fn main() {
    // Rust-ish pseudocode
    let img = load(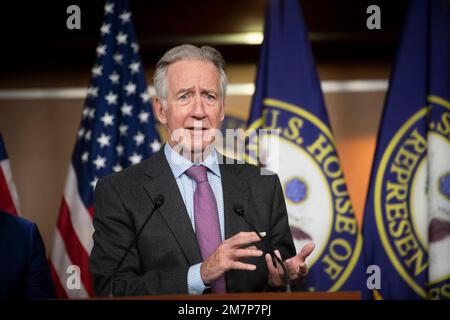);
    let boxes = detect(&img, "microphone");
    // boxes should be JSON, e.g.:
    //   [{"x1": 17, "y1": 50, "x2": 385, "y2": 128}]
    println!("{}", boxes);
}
[
  {"x1": 108, "y1": 194, "x2": 165, "y2": 297},
  {"x1": 233, "y1": 204, "x2": 291, "y2": 292}
]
